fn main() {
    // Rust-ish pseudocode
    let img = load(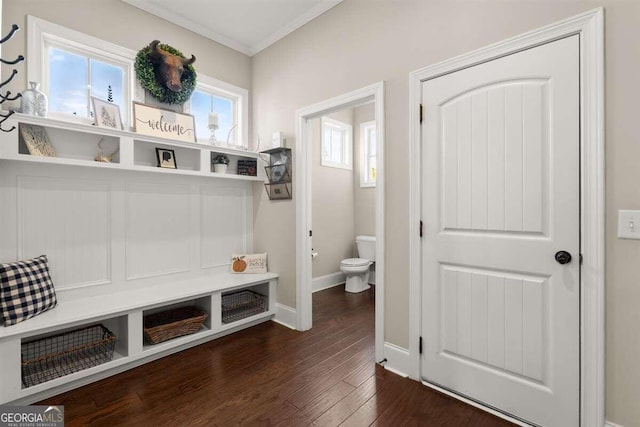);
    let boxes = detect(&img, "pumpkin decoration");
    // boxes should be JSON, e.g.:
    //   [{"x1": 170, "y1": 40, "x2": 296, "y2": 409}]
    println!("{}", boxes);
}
[{"x1": 232, "y1": 256, "x2": 247, "y2": 273}]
